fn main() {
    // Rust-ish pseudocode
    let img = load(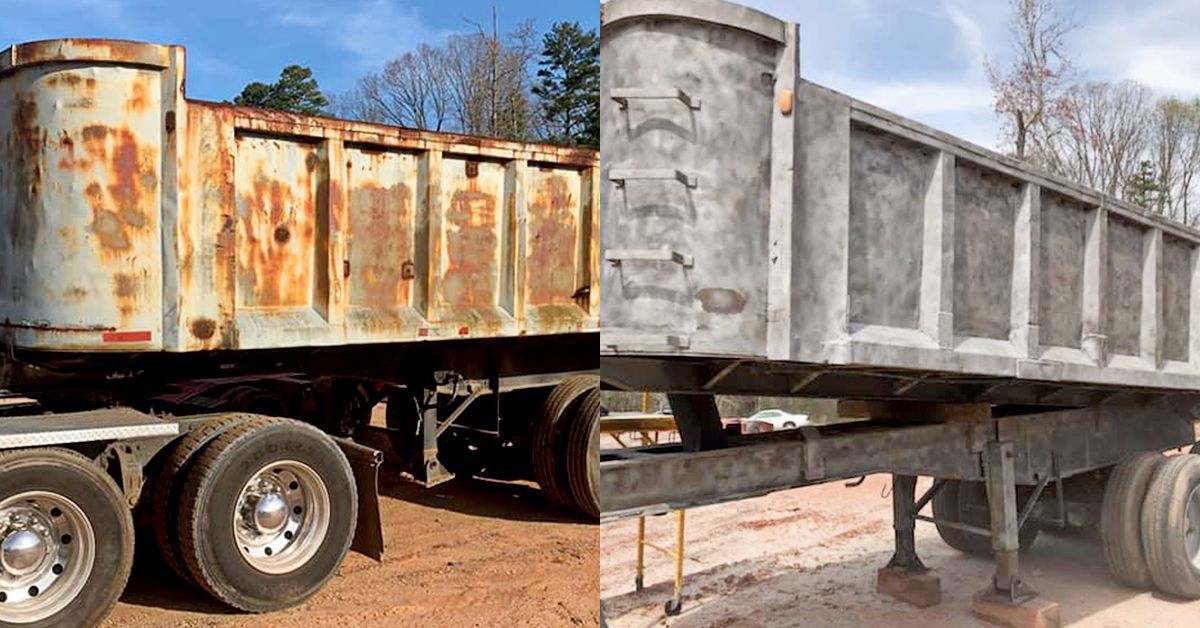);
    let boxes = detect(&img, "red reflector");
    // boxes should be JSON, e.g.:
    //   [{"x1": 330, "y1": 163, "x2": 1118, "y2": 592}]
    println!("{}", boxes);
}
[
  {"x1": 458, "y1": 326, "x2": 469, "y2": 335},
  {"x1": 102, "y1": 330, "x2": 152, "y2": 343},
  {"x1": 418, "y1": 328, "x2": 429, "y2": 337}
]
